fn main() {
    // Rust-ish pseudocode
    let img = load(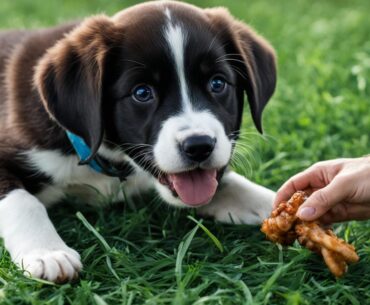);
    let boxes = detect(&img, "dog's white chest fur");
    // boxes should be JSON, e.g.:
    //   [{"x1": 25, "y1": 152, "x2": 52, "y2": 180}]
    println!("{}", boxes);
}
[{"x1": 26, "y1": 149, "x2": 153, "y2": 206}]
